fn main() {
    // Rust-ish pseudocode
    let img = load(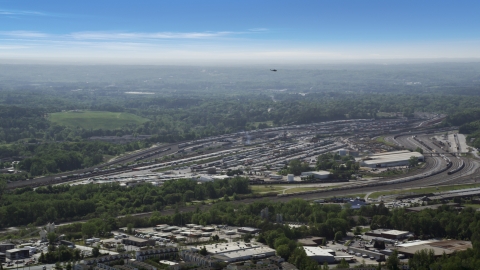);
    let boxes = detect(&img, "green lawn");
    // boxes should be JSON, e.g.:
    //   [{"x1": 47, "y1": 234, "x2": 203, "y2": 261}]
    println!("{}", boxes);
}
[
  {"x1": 251, "y1": 185, "x2": 285, "y2": 194},
  {"x1": 375, "y1": 136, "x2": 396, "y2": 147},
  {"x1": 49, "y1": 111, "x2": 149, "y2": 130},
  {"x1": 284, "y1": 187, "x2": 326, "y2": 194},
  {"x1": 369, "y1": 184, "x2": 480, "y2": 199}
]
